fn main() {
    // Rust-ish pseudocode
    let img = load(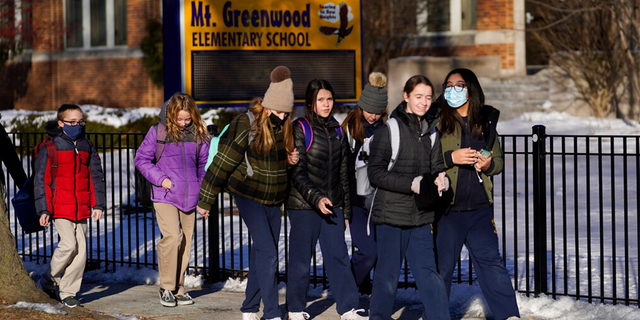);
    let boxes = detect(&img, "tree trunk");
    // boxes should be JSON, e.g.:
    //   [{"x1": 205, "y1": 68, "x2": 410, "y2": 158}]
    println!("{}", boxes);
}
[{"x1": 0, "y1": 191, "x2": 51, "y2": 304}]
